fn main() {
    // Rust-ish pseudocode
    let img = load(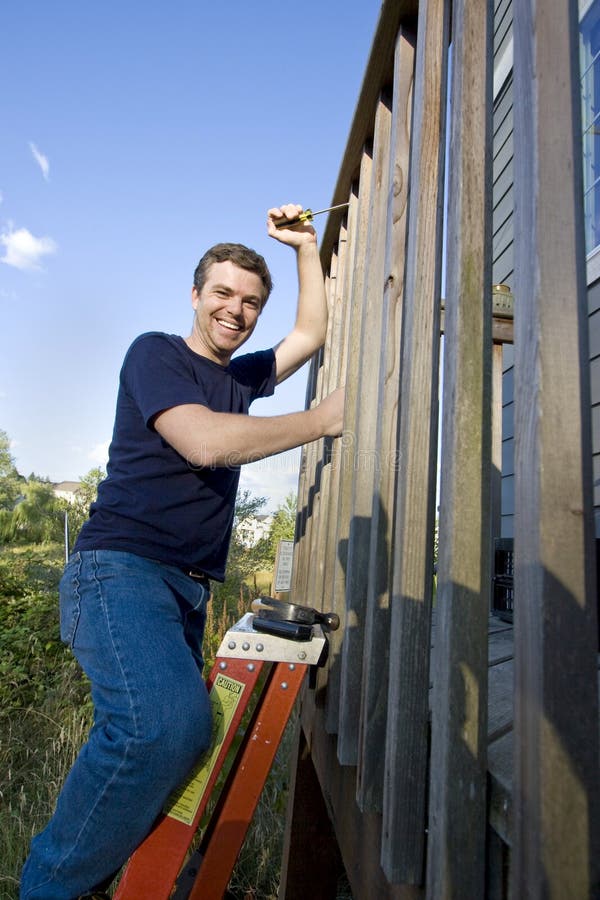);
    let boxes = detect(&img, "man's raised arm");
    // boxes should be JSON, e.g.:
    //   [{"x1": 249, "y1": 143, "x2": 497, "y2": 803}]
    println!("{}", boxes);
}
[{"x1": 267, "y1": 204, "x2": 329, "y2": 384}]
